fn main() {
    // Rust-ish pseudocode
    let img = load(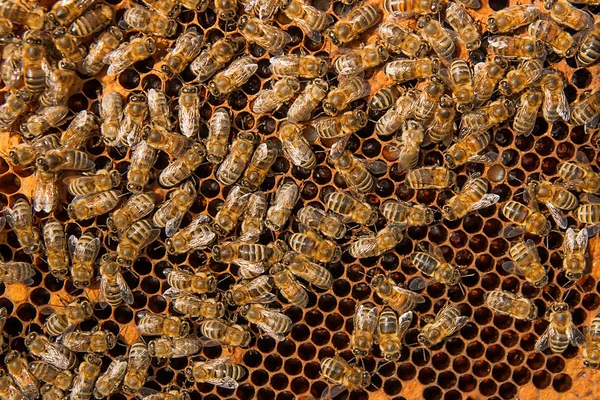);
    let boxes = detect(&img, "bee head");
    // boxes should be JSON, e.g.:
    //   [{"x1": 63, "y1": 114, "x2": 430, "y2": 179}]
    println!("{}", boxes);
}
[
  {"x1": 441, "y1": 205, "x2": 456, "y2": 221},
  {"x1": 327, "y1": 29, "x2": 340, "y2": 46},
  {"x1": 417, "y1": 332, "x2": 432, "y2": 347},
  {"x1": 24, "y1": 332, "x2": 38, "y2": 347},
  {"x1": 184, "y1": 367, "x2": 194, "y2": 381}
]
